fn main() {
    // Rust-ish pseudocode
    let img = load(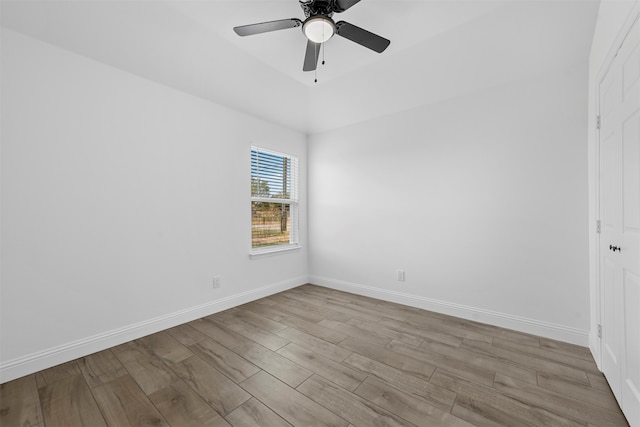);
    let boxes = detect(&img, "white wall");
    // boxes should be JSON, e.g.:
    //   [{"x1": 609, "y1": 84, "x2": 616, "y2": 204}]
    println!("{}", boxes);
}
[
  {"x1": 0, "y1": 29, "x2": 308, "y2": 382},
  {"x1": 587, "y1": 0, "x2": 639, "y2": 366},
  {"x1": 309, "y1": 62, "x2": 591, "y2": 344}
]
